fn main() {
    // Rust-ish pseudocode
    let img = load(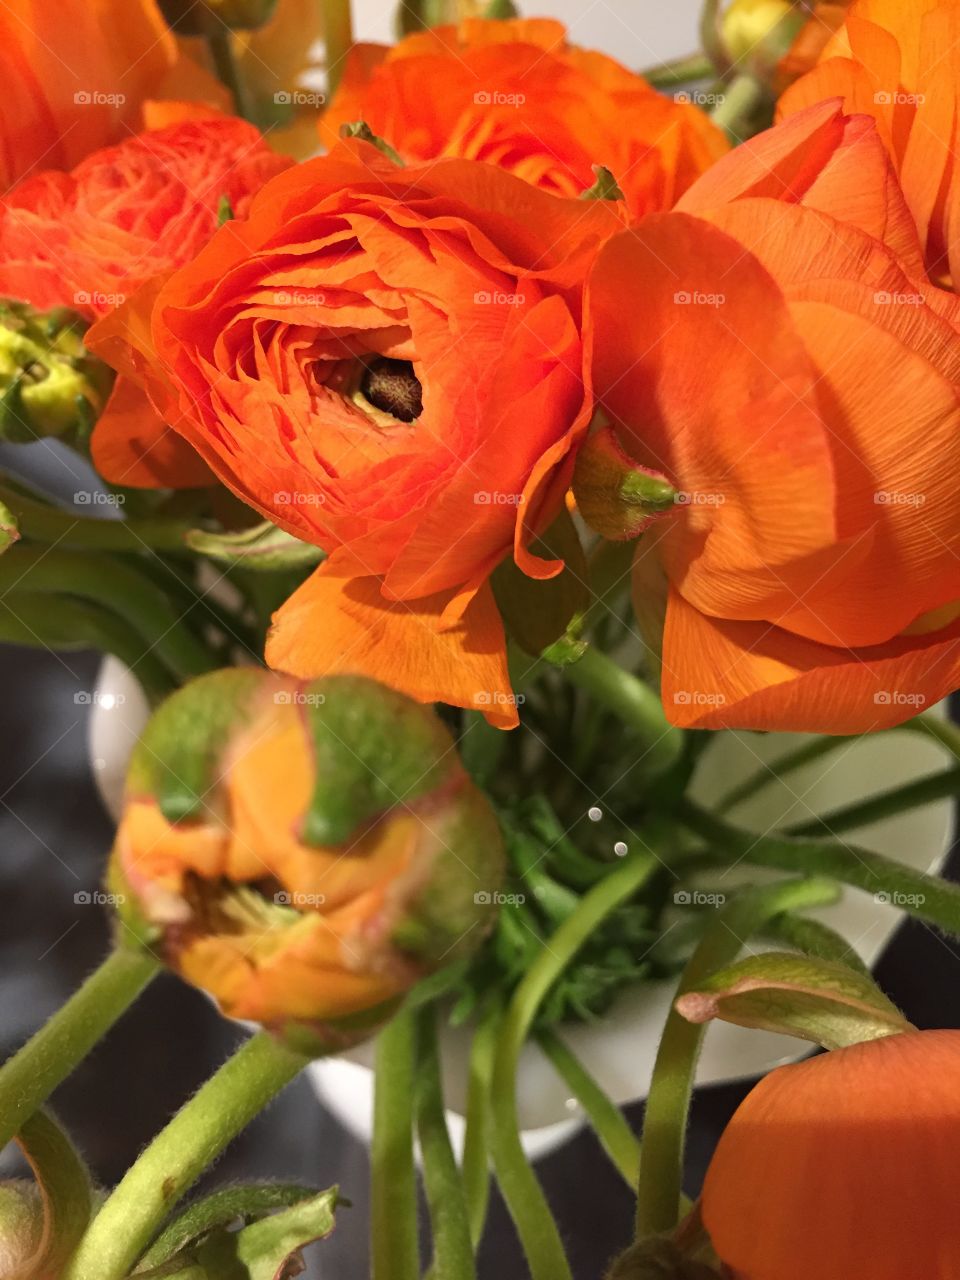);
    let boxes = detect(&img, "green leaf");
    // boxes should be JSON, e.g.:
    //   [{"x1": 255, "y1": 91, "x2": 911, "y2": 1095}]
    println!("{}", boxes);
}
[
  {"x1": 13, "y1": 1110, "x2": 94, "y2": 1277},
  {"x1": 581, "y1": 165, "x2": 625, "y2": 202},
  {"x1": 217, "y1": 196, "x2": 235, "y2": 226},
  {"x1": 674, "y1": 951, "x2": 914, "y2": 1050},
  {"x1": 184, "y1": 521, "x2": 324, "y2": 573},
  {"x1": 339, "y1": 121, "x2": 404, "y2": 165},
  {"x1": 491, "y1": 508, "x2": 589, "y2": 657}
]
